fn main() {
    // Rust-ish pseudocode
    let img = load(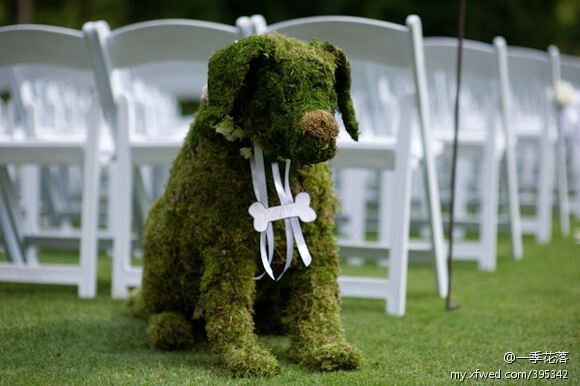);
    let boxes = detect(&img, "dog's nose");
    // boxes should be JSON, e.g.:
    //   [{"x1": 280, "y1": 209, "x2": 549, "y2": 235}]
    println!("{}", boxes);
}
[
  {"x1": 293, "y1": 109, "x2": 339, "y2": 164},
  {"x1": 299, "y1": 110, "x2": 339, "y2": 140}
]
